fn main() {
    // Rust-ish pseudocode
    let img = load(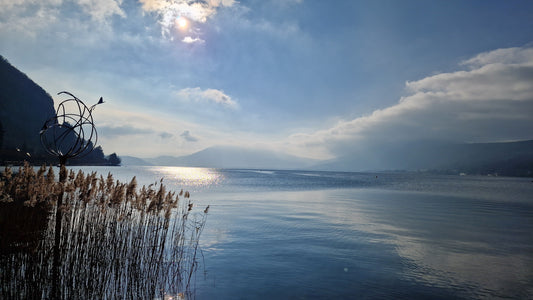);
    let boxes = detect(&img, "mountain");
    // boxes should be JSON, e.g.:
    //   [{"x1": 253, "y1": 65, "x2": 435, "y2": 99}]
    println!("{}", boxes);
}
[
  {"x1": 313, "y1": 140, "x2": 533, "y2": 176},
  {"x1": 144, "y1": 146, "x2": 319, "y2": 170},
  {"x1": 0, "y1": 55, "x2": 120, "y2": 166},
  {"x1": 0, "y1": 56, "x2": 55, "y2": 154},
  {"x1": 120, "y1": 156, "x2": 153, "y2": 166},
  {"x1": 123, "y1": 141, "x2": 533, "y2": 176}
]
